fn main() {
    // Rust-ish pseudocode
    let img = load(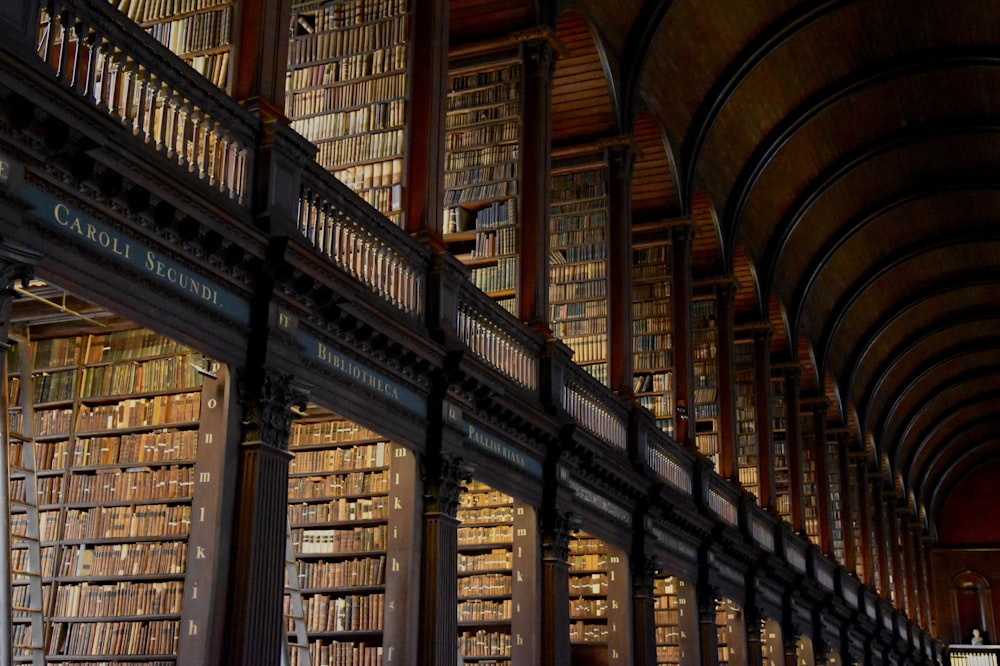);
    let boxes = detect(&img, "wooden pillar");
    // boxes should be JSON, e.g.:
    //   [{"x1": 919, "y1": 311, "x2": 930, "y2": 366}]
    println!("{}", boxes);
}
[
  {"x1": 418, "y1": 451, "x2": 471, "y2": 666},
  {"x1": 230, "y1": 0, "x2": 292, "y2": 104},
  {"x1": 782, "y1": 613, "x2": 800, "y2": 666},
  {"x1": 901, "y1": 518, "x2": 918, "y2": 620},
  {"x1": 811, "y1": 402, "x2": 832, "y2": 556},
  {"x1": 671, "y1": 225, "x2": 695, "y2": 448},
  {"x1": 838, "y1": 435, "x2": 857, "y2": 576},
  {"x1": 855, "y1": 462, "x2": 875, "y2": 588},
  {"x1": 632, "y1": 552, "x2": 658, "y2": 666},
  {"x1": 226, "y1": 372, "x2": 304, "y2": 666},
  {"x1": 784, "y1": 367, "x2": 805, "y2": 532},
  {"x1": 403, "y1": 0, "x2": 448, "y2": 233},
  {"x1": 541, "y1": 509, "x2": 573, "y2": 666},
  {"x1": 607, "y1": 143, "x2": 636, "y2": 396},
  {"x1": 518, "y1": 35, "x2": 556, "y2": 328},
  {"x1": 753, "y1": 328, "x2": 775, "y2": 510},
  {"x1": 716, "y1": 282, "x2": 737, "y2": 481},
  {"x1": 887, "y1": 502, "x2": 905, "y2": 611},
  {"x1": 871, "y1": 480, "x2": 890, "y2": 599},
  {"x1": 744, "y1": 571, "x2": 764, "y2": 666}
]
